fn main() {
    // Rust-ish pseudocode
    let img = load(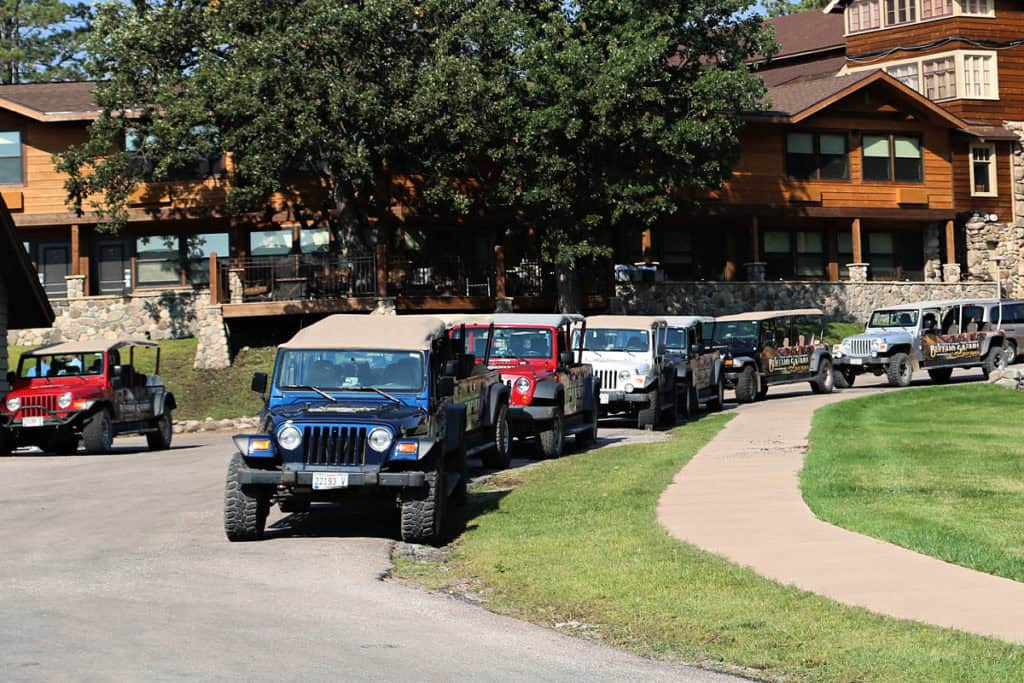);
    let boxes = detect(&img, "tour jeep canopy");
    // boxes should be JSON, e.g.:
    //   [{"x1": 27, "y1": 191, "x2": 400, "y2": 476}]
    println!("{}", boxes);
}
[
  {"x1": 280, "y1": 314, "x2": 447, "y2": 351},
  {"x1": 25, "y1": 340, "x2": 158, "y2": 356},
  {"x1": 715, "y1": 308, "x2": 824, "y2": 322},
  {"x1": 584, "y1": 315, "x2": 667, "y2": 330}
]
